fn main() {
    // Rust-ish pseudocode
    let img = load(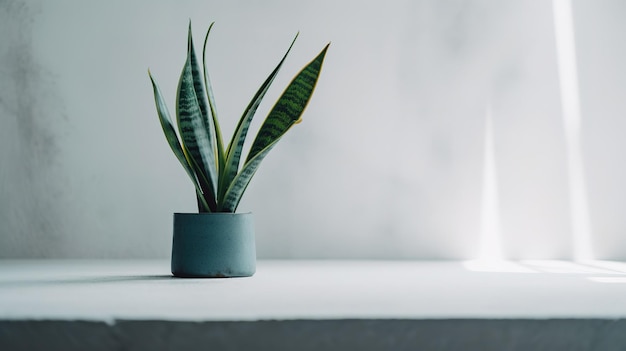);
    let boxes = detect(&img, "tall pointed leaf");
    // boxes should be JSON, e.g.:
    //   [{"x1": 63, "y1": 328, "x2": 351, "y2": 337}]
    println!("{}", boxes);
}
[
  {"x1": 149, "y1": 71, "x2": 211, "y2": 212},
  {"x1": 220, "y1": 138, "x2": 283, "y2": 212},
  {"x1": 177, "y1": 54, "x2": 218, "y2": 210},
  {"x1": 188, "y1": 22, "x2": 218, "y2": 170},
  {"x1": 219, "y1": 33, "x2": 298, "y2": 200},
  {"x1": 202, "y1": 22, "x2": 226, "y2": 173},
  {"x1": 220, "y1": 43, "x2": 330, "y2": 212},
  {"x1": 246, "y1": 43, "x2": 329, "y2": 163}
]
